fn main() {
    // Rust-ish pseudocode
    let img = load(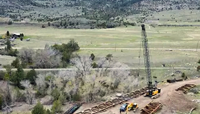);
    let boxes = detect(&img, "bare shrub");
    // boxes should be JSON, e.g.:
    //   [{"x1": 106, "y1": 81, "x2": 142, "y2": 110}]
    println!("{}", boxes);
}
[
  {"x1": 33, "y1": 44, "x2": 61, "y2": 68},
  {"x1": 20, "y1": 80, "x2": 35, "y2": 104},
  {"x1": 18, "y1": 48, "x2": 34, "y2": 64},
  {"x1": 71, "y1": 55, "x2": 92, "y2": 77},
  {"x1": 35, "y1": 75, "x2": 46, "y2": 97}
]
